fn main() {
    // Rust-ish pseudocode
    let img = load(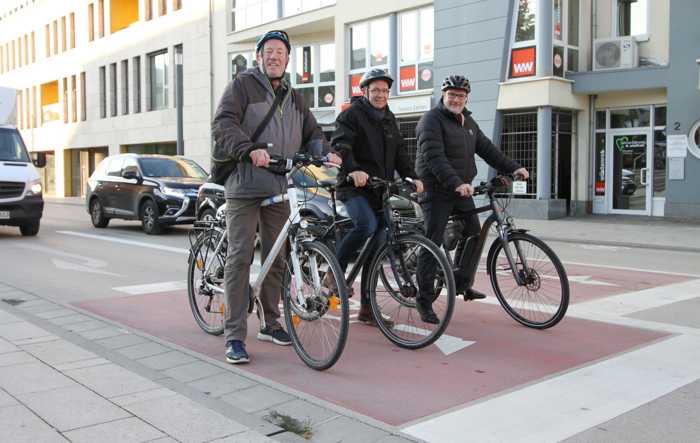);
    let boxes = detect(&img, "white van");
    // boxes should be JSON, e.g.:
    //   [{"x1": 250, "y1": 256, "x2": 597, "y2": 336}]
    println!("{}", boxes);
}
[{"x1": 0, "y1": 87, "x2": 46, "y2": 236}]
